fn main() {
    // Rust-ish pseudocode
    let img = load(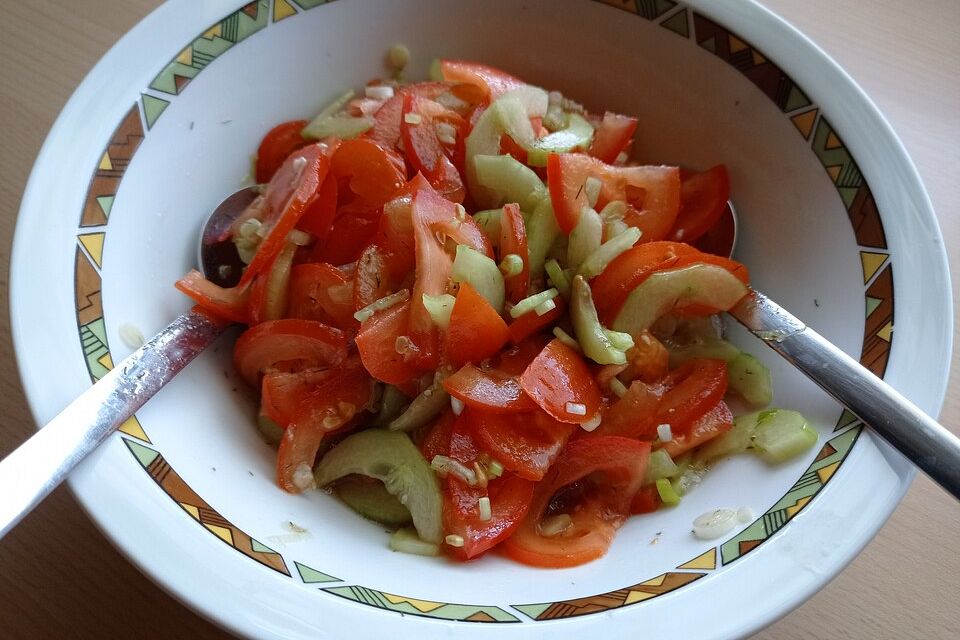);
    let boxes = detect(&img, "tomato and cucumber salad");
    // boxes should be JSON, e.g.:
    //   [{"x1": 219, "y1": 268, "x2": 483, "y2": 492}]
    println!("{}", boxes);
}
[{"x1": 177, "y1": 59, "x2": 816, "y2": 567}]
